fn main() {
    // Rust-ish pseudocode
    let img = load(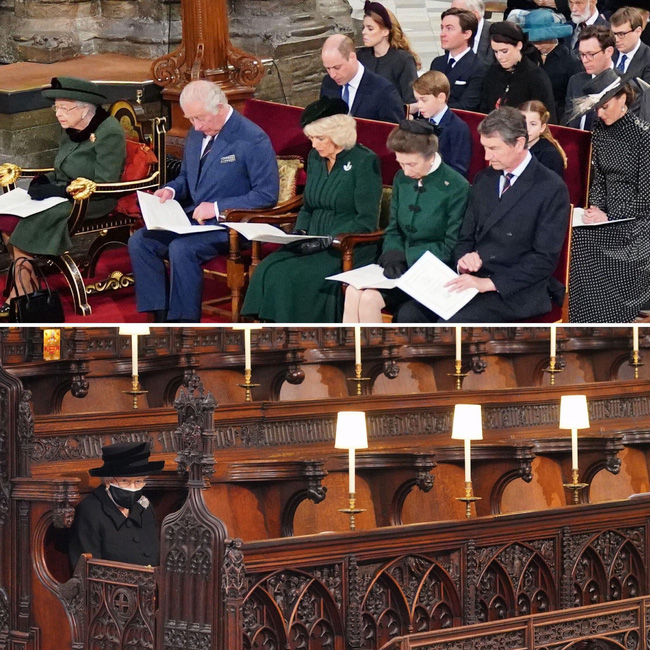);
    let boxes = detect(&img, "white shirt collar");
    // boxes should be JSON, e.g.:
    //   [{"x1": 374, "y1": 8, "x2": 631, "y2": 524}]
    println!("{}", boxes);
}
[
  {"x1": 473, "y1": 18, "x2": 485, "y2": 54},
  {"x1": 450, "y1": 47, "x2": 471, "y2": 63},
  {"x1": 585, "y1": 10, "x2": 599, "y2": 26},
  {"x1": 620, "y1": 38, "x2": 642, "y2": 64},
  {"x1": 418, "y1": 153, "x2": 443, "y2": 186},
  {"x1": 431, "y1": 105, "x2": 449, "y2": 124},
  {"x1": 506, "y1": 151, "x2": 532, "y2": 179},
  {"x1": 348, "y1": 62, "x2": 365, "y2": 90},
  {"x1": 202, "y1": 105, "x2": 233, "y2": 141}
]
